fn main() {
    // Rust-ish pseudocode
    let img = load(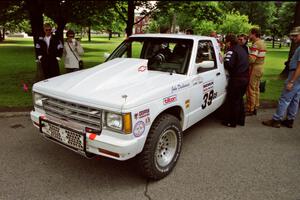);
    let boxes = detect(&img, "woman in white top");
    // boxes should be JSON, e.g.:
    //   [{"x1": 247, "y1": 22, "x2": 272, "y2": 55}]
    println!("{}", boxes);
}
[{"x1": 63, "y1": 30, "x2": 84, "y2": 73}]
